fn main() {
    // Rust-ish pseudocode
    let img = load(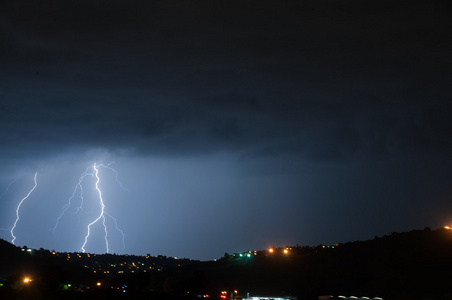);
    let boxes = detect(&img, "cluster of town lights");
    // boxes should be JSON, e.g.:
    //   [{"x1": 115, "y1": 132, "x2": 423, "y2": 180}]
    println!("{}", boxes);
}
[
  {"x1": 220, "y1": 290, "x2": 238, "y2": 299},
  {"x1": 268, "y1": 247, "x2": 291, "y2": 254}
]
